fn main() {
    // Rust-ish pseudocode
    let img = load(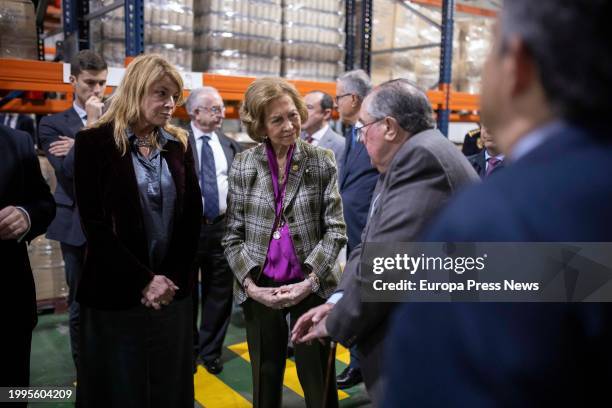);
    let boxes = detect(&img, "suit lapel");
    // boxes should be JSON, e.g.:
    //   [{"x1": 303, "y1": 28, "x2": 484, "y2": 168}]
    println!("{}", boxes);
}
[
  {"x1": 283, "y1": 140, "x2": 306, "y2": 211},
  {"x1": 217, "y1": 131, "x2": 236, "y2": 166},
  {"x1": 114, "y1": 139, "x2": 143, "y2": 217},
  {"x1": 66, "y1": 108, "x2": 85, "y2": 137},
  {"x1": 254, "y1": 144, "x2": 276, "y2": 212},
  {"x1": 187, "y1": 128, "x2": 199, "y2": 174}
]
